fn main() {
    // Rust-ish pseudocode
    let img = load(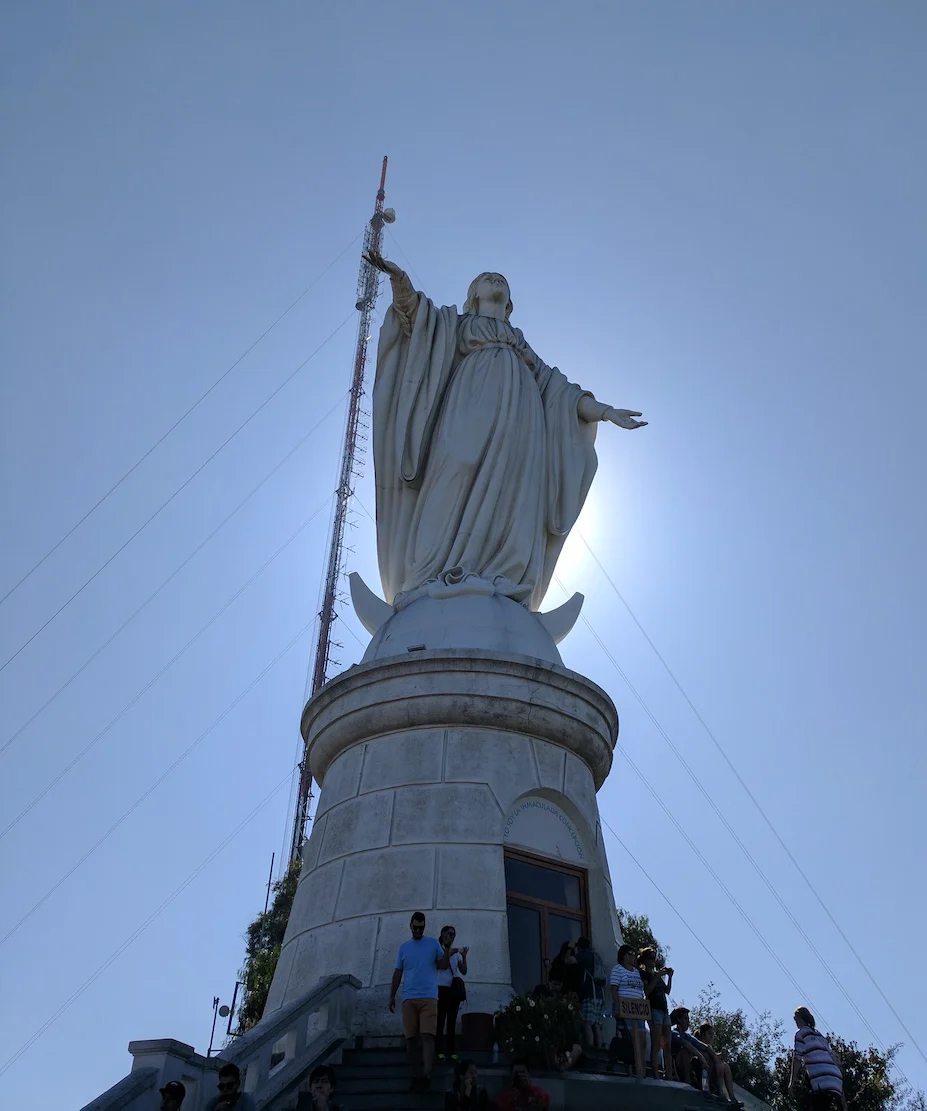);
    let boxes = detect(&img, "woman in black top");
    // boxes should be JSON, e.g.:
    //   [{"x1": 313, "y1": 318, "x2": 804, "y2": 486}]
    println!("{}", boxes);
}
[
  {"x1": 639, "y1": 947, "x2": 675, "y2": 1080},
  {"x1": 549, "y1": 940, "x2": 583, "y2": 999}
]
